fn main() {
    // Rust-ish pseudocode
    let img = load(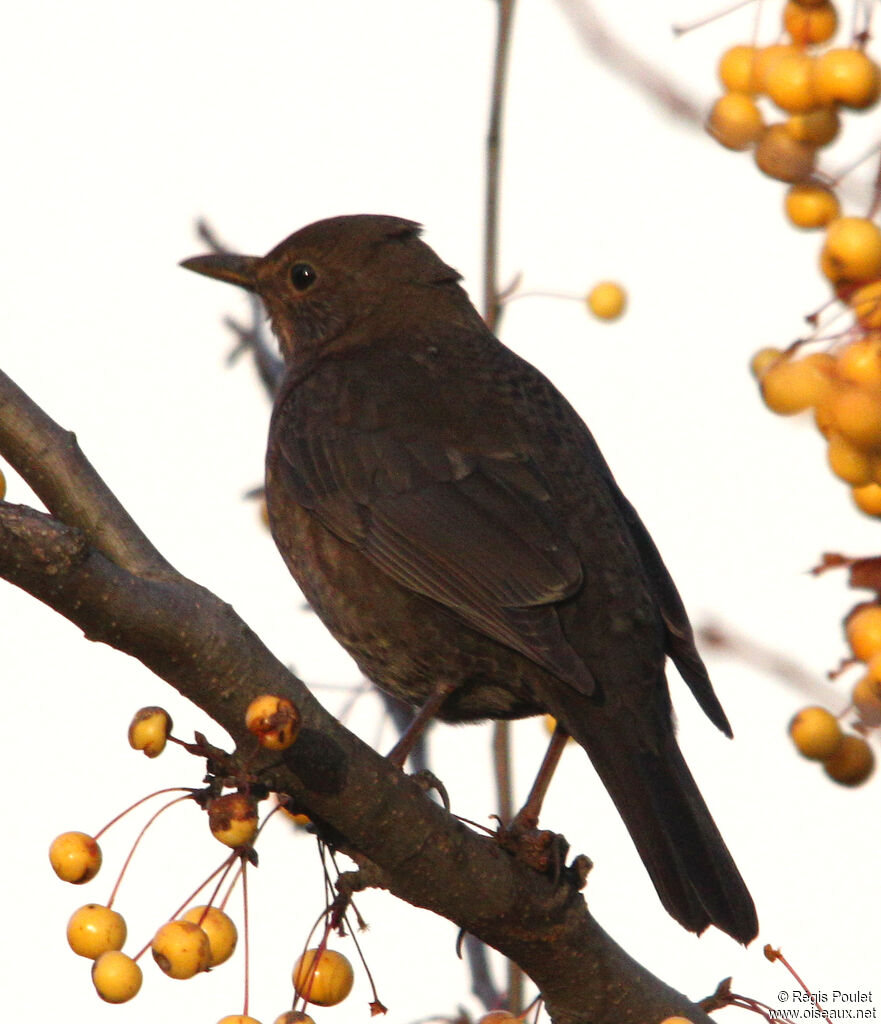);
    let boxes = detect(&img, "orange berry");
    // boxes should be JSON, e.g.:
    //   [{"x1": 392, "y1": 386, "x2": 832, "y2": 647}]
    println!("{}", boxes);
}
[
  {"x1": 207, "y1": 793, "x2": 259, "y2": 848},
  {"x1": 67, "y1": 904, "x2": 127, "y2": 960},
  {"x1": 586, "y1": 281, "x2": 627, "y2": 320},
  {"x1": 822, "y1": 218, "x2": 881, "y2": 286},
  {"x1": 245, "y1": 694, "x2": 301, "y2": 751},
  {"x1": 182, "y1": 906, "x2": 238, "y2": 966},
  {"x1": 852, "y1": 482, "x2": 881, "y2": 517},
  {"x1": 783, "y1": 0, "x2": 838, "y2": 45},
  {"x1": 718, "y1": 45, "x2": 761, "y2": 93},
  {"x1": 151, "y1": 920, "x2": 212, "y2": 979},
  {"x1": 789, "y1": 705, "x2": 844, "y2": 760},
  {"x1": 478, "y1": 1014, "x2": 520, "y2": 1024},
  {"x1": 128, "y1": 706, "x2": 173, "y2": 757},
  {"x1": 823, "y1": 734, "x2": 874, "y2": 785},
  {"x1": 846, "y1": 603, "x2": 881, "y2": 660},
  {"x1": 218, "y1": 1017, "x2": 263, "y2": 1024},
  {"x1": 754, "y1": 124, "x2": 815, "y2": 183},
  {"x1": 784, "y1": 183, "x2": 840, "y2": 228},
  {"x1": 707, "y1": 93, "x2": 764, "y2": 150},
  {"x1": 274, "y1": 1014, "x2": 316, "y2": 1024},
  {"x1": 837, "y1": 335, "x2": 881, "y2": 390},
  {"x1": 813, "y1": 48, "x2": 881, "y2": 109},
  {"x1": 784, "y1": 106, "x2": 840, "y2": 146},
  {"x1": 49, "y1": 831, "x2": 102, "y2": 884},
  {"x1": 750, "y1": 347, "x2": 783, "y2": 379},
  {"x1": 851, "y1": 282, "x2": 881, "y2": 330},
  {"x1": 755, "y1": 43, "x2": 802, "y2": 92},
  {"x1": 852, "y1": 673, "x2": 881, "y2": 726},
  {"x1": 761, "y1": 353, "x2": 832, "y2": 414},
  {"x1": 827, "y1": 432, "x2": 874, "y2": 485},
  {"x1": 91, "y1": 951, "x2": 143, "y2": 1004},
  {"x1": 765, "y1": 51, "x2": 819, "y2": 112},
  {"x1": 292, "y1": 949, "x2": 355, "y2": 1007},
  {"x1": 828, "y1": 384, "x2": 881, "y2": 447}
]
